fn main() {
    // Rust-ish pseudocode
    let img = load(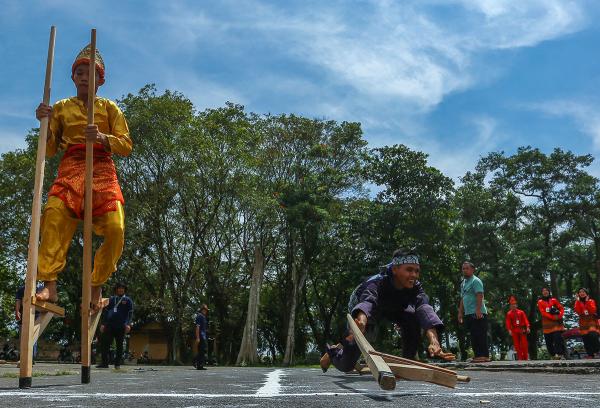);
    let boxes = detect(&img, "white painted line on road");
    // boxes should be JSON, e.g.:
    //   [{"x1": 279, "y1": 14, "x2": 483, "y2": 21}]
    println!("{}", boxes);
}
[{"x1": 255, "y1": 369, "x2": 284, "y2": 396}]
